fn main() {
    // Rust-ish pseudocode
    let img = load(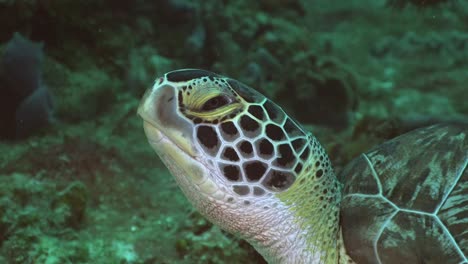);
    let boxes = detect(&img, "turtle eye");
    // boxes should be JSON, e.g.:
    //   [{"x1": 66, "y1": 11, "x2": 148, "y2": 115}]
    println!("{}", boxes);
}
[{"x1": 201, "y1": 95, "x2": 231, "y2": 111}]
